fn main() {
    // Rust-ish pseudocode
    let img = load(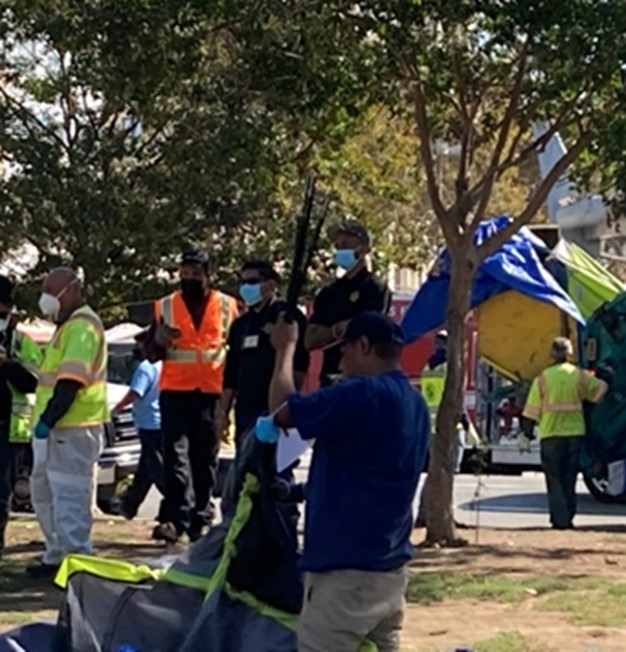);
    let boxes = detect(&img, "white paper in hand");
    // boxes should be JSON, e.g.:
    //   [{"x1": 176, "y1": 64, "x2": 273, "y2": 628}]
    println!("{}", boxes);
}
[{"x1": 276, "y1": 428, "x2": 311, "y2": 472}]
